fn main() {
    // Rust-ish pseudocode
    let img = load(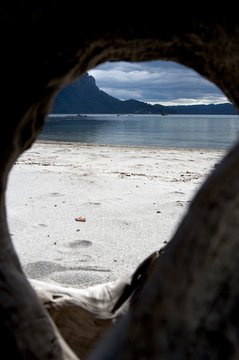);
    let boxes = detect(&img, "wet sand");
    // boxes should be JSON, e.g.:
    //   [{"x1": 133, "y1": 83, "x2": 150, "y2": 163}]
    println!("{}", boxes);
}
[{"x1": 6, "y1": 141, "x2": 225, "y2": 288}]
